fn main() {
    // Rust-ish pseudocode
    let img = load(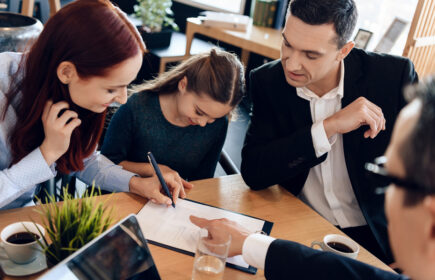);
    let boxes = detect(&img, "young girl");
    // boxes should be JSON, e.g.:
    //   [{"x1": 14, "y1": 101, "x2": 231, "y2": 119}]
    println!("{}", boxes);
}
[
  {"x1": 0, "y1": 0, "x2": 184, "y2": 210},
  {"x1": 101, "y1": 49, "x2": 245, "y2": 186}
]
